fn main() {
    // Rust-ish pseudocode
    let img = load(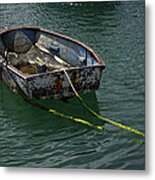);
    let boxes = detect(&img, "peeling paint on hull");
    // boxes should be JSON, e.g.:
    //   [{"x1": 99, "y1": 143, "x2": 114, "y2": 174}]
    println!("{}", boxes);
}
[{"x1": 0, "y1": 65, "x2": 104, "y2": 100}]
